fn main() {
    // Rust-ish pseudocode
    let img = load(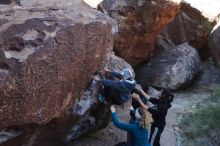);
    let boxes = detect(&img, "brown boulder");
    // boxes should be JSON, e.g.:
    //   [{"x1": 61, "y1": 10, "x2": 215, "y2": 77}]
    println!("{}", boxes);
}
[
  {"x1": 156, "y1": 0, "x2": 220, "y2": 58},
  {"x1": 0, "y1": 0, "x2": 116, "y2": 145},
  {"x1": 98, "y1": 0, "x2": 181, "y2": 67},
  {"x1": 0, "y1": 52, "x2": 134, "y2": 145}
]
